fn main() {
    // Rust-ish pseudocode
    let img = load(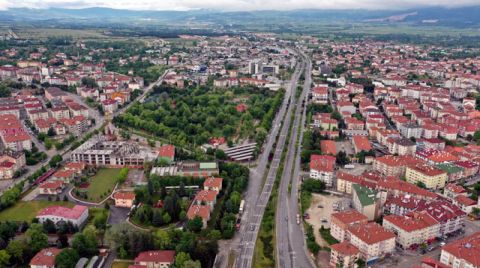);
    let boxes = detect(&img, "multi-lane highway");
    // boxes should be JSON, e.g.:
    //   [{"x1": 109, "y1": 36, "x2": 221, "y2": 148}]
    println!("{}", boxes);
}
[
  {"x1": 276, "y1": 50, "x2": 315, "y2": 268},
  {"x1": 234, "y1": 52, "x2": 305, "y2": 268}
]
